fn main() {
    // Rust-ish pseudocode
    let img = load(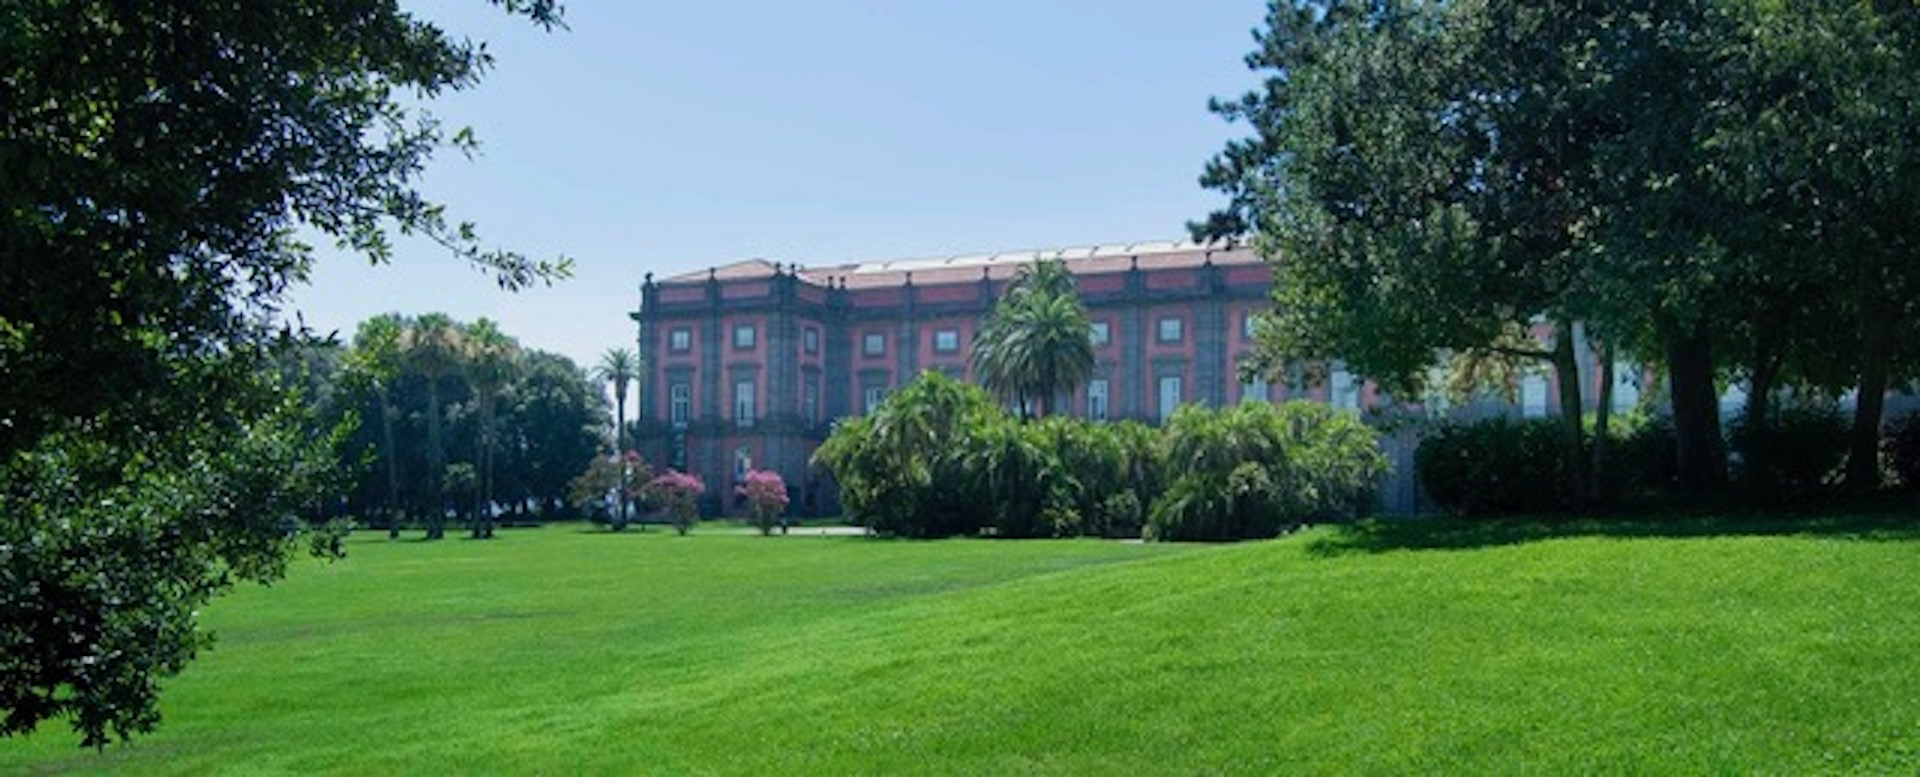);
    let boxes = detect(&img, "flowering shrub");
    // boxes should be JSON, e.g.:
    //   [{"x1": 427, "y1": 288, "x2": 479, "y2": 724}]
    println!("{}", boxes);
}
[
  {"x1": 641, "y1": 470, "x2": 705, "y2": 535},
  {"x1": 568, "y1": 451, "x2": 651, "y2": 530},
  {"x1": 737, "y1": 469, "x2": 791, "y2": 535}
]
